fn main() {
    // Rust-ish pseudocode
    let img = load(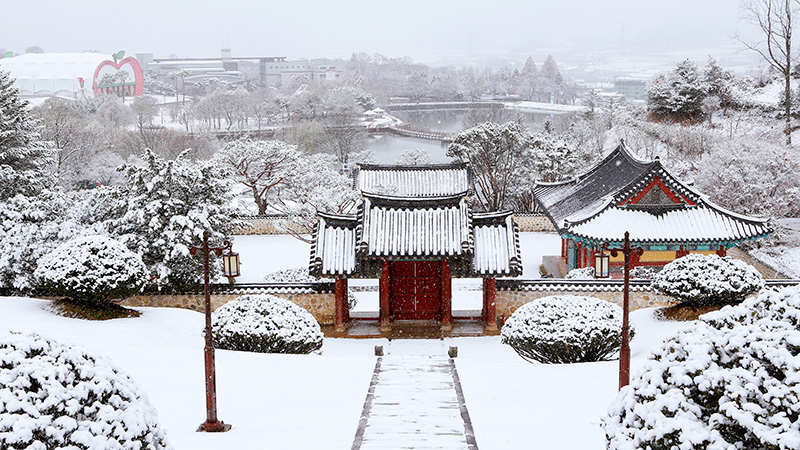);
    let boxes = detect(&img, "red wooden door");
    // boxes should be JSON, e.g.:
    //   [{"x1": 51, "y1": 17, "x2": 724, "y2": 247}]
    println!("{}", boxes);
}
[{"x1": 389, "y1": 261, "x2": 442, "y2": 320}]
